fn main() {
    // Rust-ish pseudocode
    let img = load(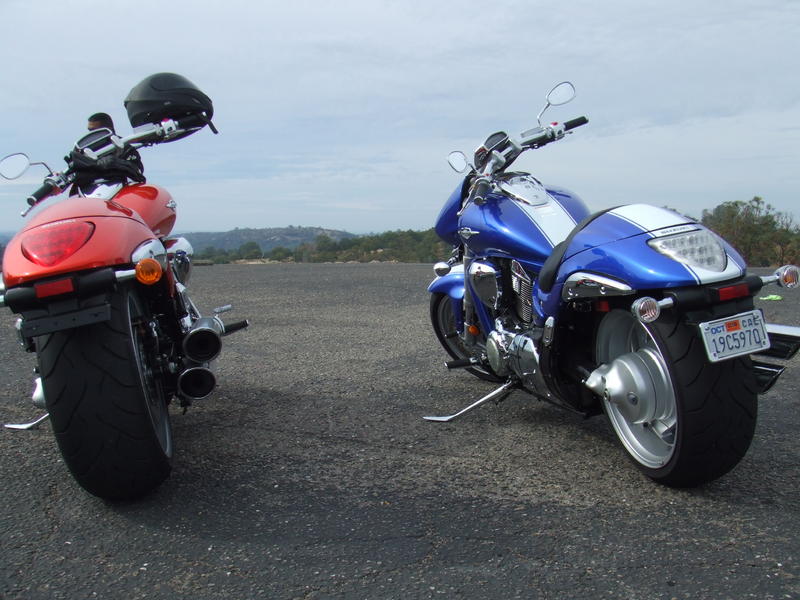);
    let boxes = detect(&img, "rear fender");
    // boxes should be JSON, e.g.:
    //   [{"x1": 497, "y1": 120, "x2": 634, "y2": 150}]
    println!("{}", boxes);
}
[
  {"x1": 3, "y1": 214, "x2": 157, "y2": 287},
  {"x1": 534, "y1": 207, "x2": 747, "y2": 318}
]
